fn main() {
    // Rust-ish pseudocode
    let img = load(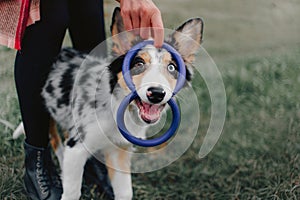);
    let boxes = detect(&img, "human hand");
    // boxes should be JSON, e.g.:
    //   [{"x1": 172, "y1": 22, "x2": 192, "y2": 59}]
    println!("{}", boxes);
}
[{"x1": 118, "y1": 0, "x2": 164, "y2": 47}]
